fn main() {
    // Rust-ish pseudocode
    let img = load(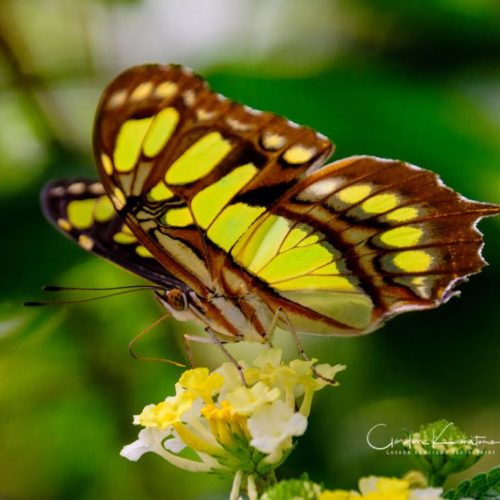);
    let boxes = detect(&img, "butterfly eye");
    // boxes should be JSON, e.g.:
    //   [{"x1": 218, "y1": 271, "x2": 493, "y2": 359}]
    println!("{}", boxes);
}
[{"x1": 165, "y1": 288, "x2": 188, "y2": 311}]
